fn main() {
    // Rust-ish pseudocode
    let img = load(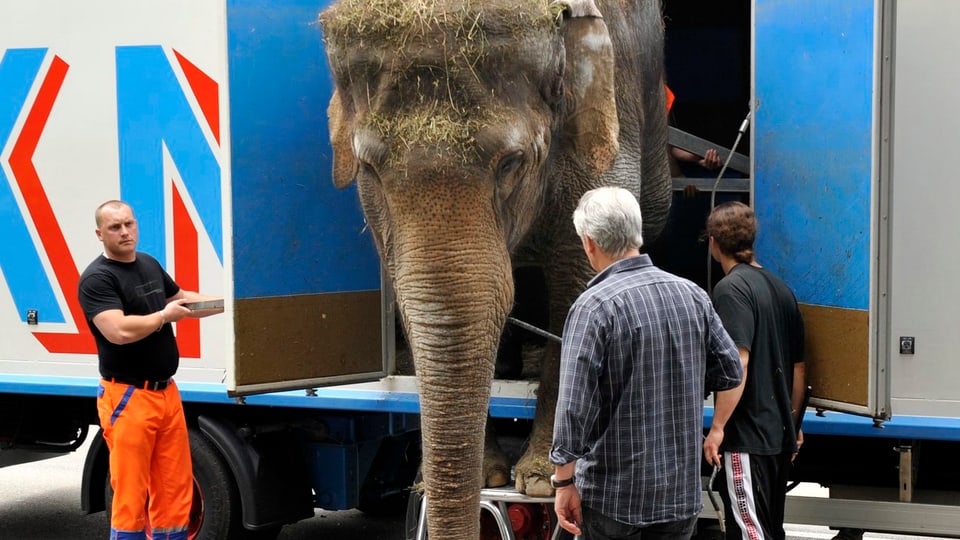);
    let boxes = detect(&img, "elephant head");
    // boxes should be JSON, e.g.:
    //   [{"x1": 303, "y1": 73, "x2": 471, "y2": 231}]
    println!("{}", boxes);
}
[{"x1": 320, "y1": 0, "x2": 621, "y2": 538}]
